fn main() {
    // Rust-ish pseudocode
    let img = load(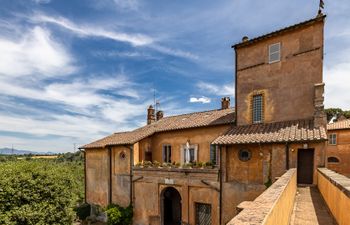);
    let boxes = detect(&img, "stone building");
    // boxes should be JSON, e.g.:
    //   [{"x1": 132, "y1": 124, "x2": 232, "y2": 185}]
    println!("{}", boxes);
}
[
  {"x1": 326, "y1": 119, "x2": 350, "y2": 177},
  {"x1": 81, "y1": 14, "x2": 327, "y2": 225}
]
